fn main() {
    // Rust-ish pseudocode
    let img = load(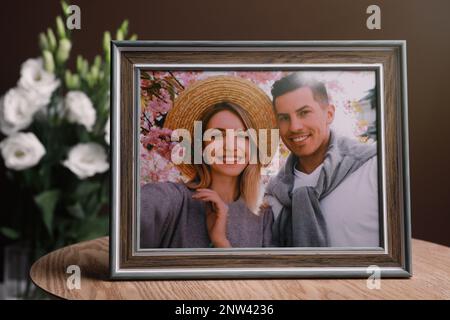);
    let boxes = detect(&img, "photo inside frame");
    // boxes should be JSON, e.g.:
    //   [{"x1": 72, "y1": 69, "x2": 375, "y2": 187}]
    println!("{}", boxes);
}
[{"x1": 138, "y1": 70, "x2": 381, "y2": 250}]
